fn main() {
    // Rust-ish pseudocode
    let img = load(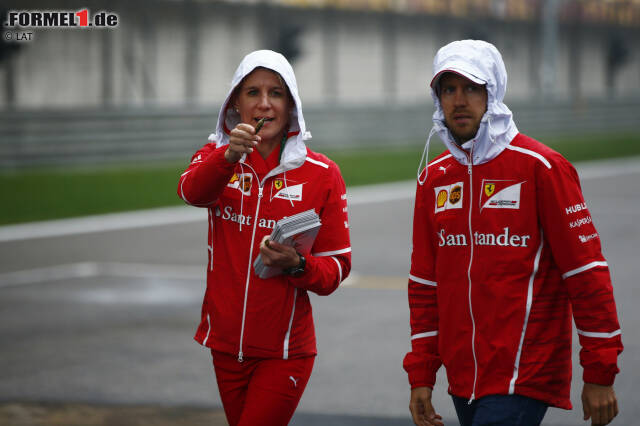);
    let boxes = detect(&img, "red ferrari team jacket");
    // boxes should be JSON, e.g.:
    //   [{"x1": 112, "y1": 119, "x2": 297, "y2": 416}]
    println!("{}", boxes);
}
[
  {"x1": 404, "y1": 133, "x2": 623, "y2": 409},
  {"x1": 178, "y1": 142, "x2": 351, "y2": 361}
]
